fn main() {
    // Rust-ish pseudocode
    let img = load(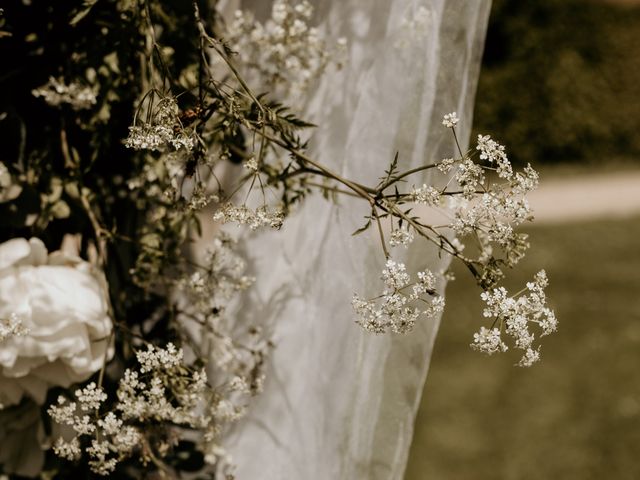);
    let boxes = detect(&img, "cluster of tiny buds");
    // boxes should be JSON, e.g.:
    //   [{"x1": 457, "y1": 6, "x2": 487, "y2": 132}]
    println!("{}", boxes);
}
[
  {"x1": 226, "y1": 0, "x2": 346, "y2": 100},
  {"x1": 472, "y1": 270, "x2": 557, "y2": 367},
  {"x1": 48, "y1": 382, "x2": 140, "y2": 475},
  {"x1": 389, "y1": 227, "x2": 414, "y2": 247},
  {"x1": 125, "y1": 97, "x2": 196, "y2": 152},
  {"x1": 32, "y1": 77, "x2": 97, "y2": 110},
  {"x1": 352, "y1": 259, "x2": 445, "y2": 334},
  {"x1": 47, "y1": 344, "x2": 216, "y2": 475},
  {"x1": 442, "y1": 111, "x2": 459, "y2": 128},
  {"x1": 351, "y1": 112, "x2": 553, "y2": 367},
  {"x1": 410, "y1": 184, "x2": 442, "y2": 206},
  {"x1": 213, "y1": 203, "x2": 284, "y2": 230}
]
